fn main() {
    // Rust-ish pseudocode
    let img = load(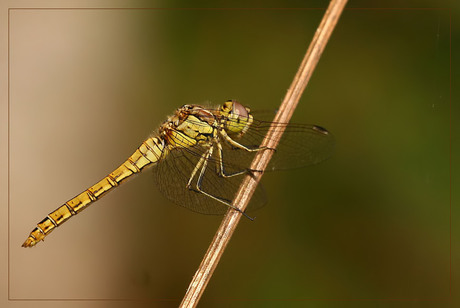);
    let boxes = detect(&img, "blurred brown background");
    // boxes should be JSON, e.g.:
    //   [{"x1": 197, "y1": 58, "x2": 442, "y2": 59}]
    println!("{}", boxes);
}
[{"x1": 3, "y1": 0, "x2": 457, "y2": 307}]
